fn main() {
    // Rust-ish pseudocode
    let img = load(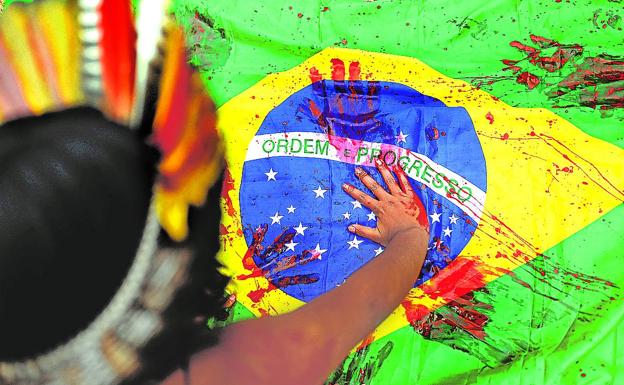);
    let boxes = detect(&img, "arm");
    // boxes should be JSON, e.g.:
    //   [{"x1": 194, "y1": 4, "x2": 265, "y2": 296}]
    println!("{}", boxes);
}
[{"x1": 162, "y1": 158, "x2": 429, "y2": 385}]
